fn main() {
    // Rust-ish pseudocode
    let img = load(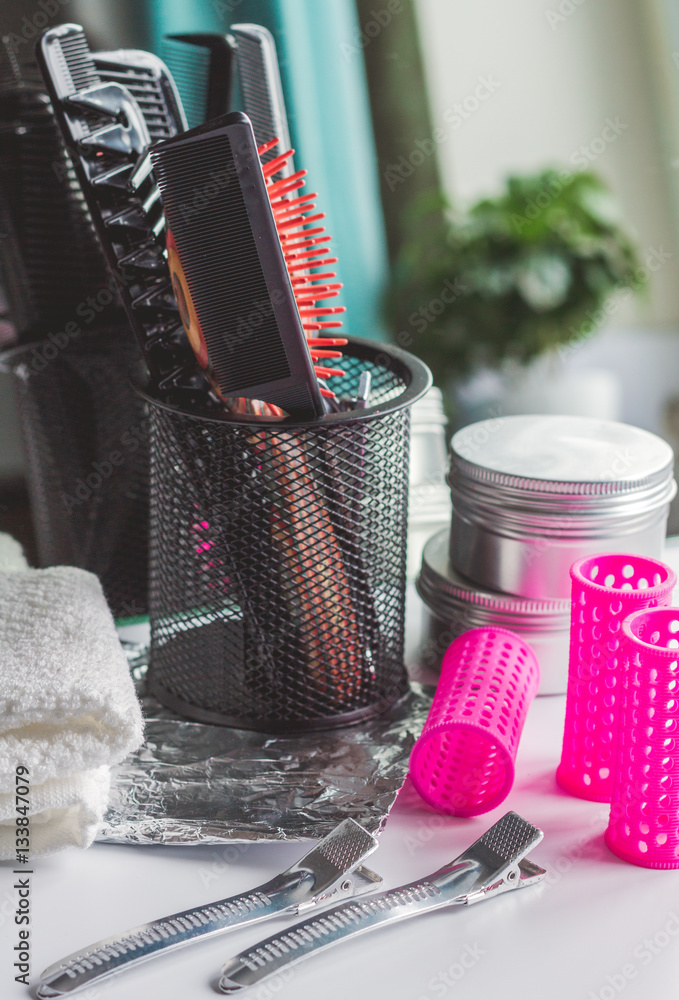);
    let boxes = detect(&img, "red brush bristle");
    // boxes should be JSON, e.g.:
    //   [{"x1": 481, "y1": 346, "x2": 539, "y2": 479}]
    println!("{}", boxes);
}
[
  {"x1": 283, "y1": 232, "x2": 329, "y2": 246},
  {"x1": 287, "y1": 257, "x2": 339, "y2": 273},
  {"x1": 292, "y1": 272, "x2": 337, "y2": 283},
  {"x1": 273, "y1": 194, "x2": 318, "y2": 215},
  {"x1": 260, "y1": 141, "x2": 348, "y2": 395},
  {"x1": 258, "y1": 138, "x2": 280, "y2": 157}
]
